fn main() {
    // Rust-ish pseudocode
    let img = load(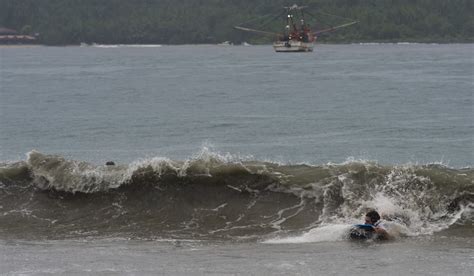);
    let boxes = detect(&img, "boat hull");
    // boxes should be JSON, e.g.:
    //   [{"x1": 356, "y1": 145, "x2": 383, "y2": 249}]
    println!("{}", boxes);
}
[{"x1": 273, "y1": 40, "x2": 313, "y2": 52}]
